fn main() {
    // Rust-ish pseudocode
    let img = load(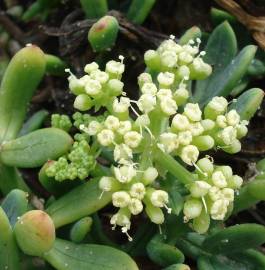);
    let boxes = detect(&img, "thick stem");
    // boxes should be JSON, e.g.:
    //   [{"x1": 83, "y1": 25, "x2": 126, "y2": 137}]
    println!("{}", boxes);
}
[{"x1": 154, "y1": 147, "x2": 195, "y2": 185}]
